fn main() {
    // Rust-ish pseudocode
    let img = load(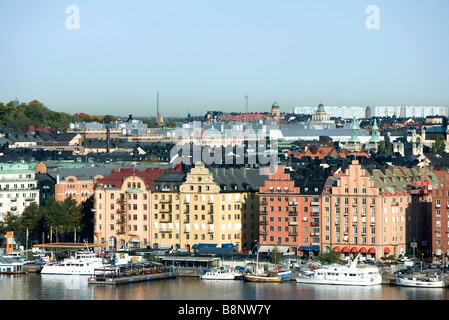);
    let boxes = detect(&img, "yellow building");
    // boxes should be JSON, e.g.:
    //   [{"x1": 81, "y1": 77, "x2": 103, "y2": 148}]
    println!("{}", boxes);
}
[{"x1": 151, "y1": 162, "x2": 266, "y2": 252}]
